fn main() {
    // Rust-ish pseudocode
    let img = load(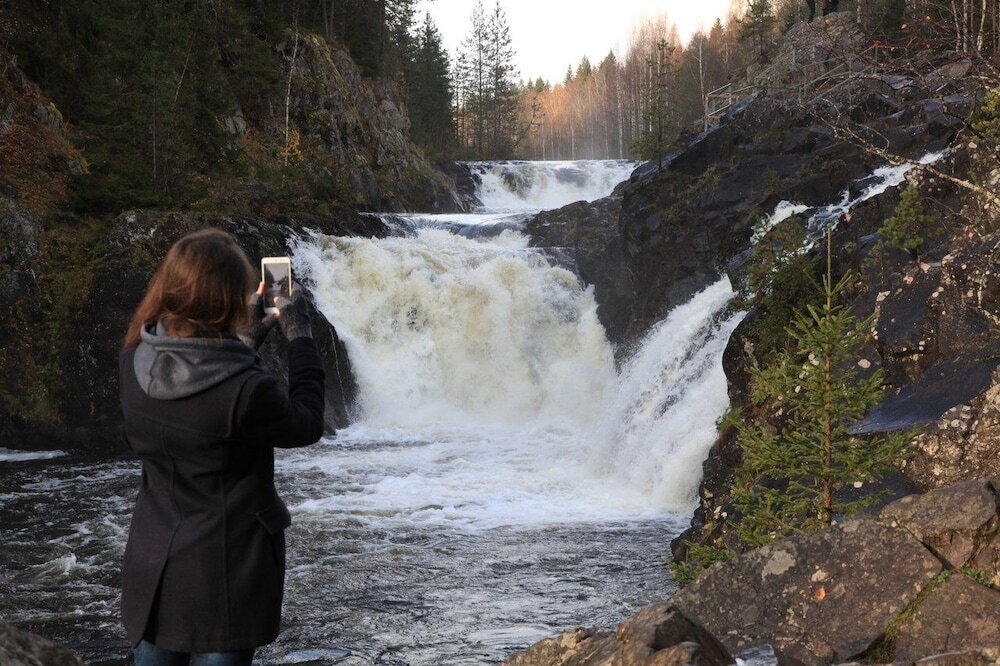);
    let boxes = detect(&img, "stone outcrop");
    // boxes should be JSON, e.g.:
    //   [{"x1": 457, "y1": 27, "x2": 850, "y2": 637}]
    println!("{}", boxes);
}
[
  {"x1": 527, "y1": 195, "x2": 637, "y2": 344},
  {"x1": 0, "y1": 623, "x2": 84, "y2": 666},
  {"x1": 893, "y1": 574, "x2": 1000, "y2": 662},
  {"x1": 273, "y1": 32, "x2": 463, "y2": 214},
  {"x1": 880, "y1": 479, "x2": 999, "y2": 568},
  {"x1": 503, "y1": 603, "x2": 728, "y2": 666},
  {"x1": 508, "y1": 479, "x2": 1000, "y2": 666},
  {"x1": 672, "y1": 520, "x2": 942, "y2": 664}
]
